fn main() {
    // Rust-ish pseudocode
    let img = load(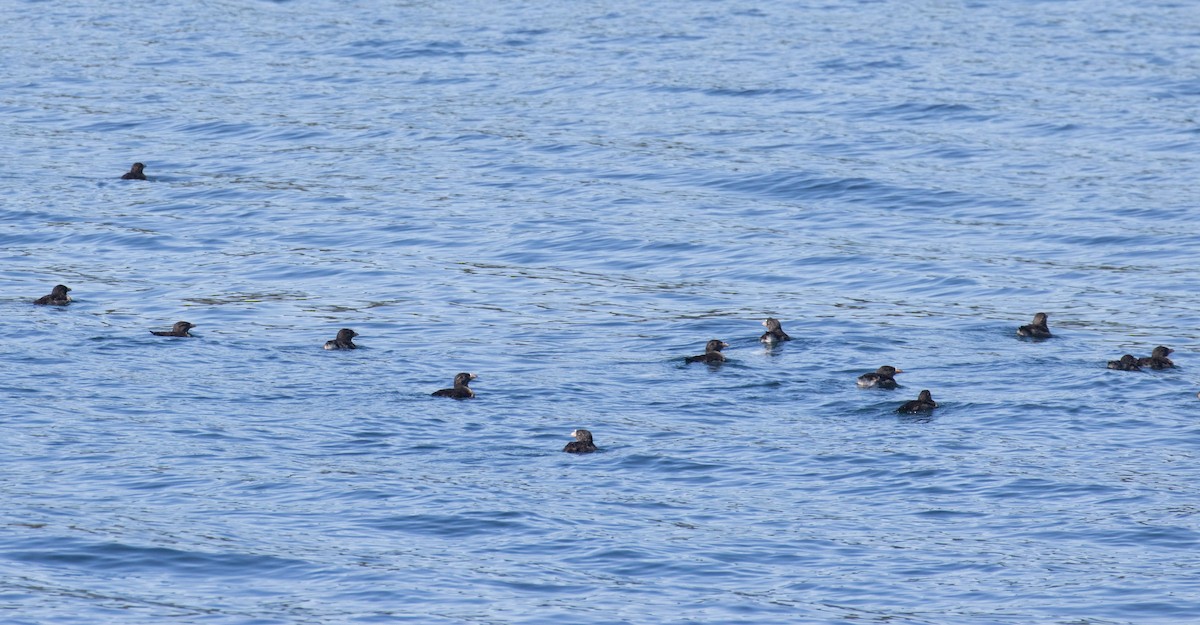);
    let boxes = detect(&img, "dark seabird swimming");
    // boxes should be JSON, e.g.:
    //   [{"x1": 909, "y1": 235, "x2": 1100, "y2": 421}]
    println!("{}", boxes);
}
[
  {"x1": 150, "y1": 321, "x2": 195, "y2": 337},
  {"x1": 121, "y1": 162, "x2": 147, "y2": 180},
  {"x1": 563, "y1": 429, "x2": 598, "y2": 453},
  {"x1": 685, "y1": 339, "x2": 729, "y2": 364},
  {"x1": 432, "y1": 372, "x2": 477, "y2": 399},
  {"x1": 897, "y1": 389, "x2": 937, "y2": 414},
  {"x1": 33, "y1": 284, "x2": 72, "y2": 306},
  {"x1": 1137, "y1": 345, "x2": 1175, "y2": 370},
  {"x1": 857, "y1": 365, "x2": 903, "y2": 389},
  {"x1": 1107, "y1": 354, "x2": 1141, "y2": 371},
  {"x1": 1016, "y1": 312, "x2": 1051, "y2": 338},
  {"x1": 759, "y1": 317, "x2": 791, "y2": 344},
  {"x1": 323, "y1": 328, "x2": 359, "y2": 350}
]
